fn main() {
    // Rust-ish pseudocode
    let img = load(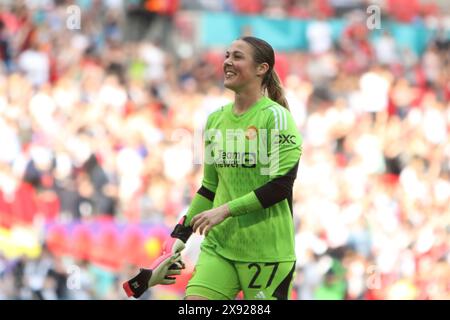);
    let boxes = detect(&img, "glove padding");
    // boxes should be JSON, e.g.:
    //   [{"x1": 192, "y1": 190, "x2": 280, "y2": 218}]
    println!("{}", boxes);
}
[
  {"x1": 123, "y1": 252, "x2": 184, "y2": 298},
  {"x1": 164, "y1": 216, "x2": 193, "y2": 255}
]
